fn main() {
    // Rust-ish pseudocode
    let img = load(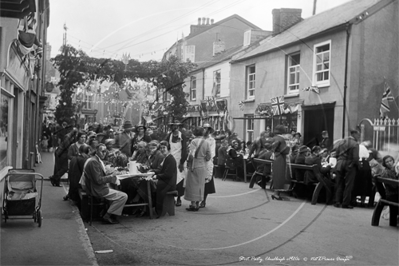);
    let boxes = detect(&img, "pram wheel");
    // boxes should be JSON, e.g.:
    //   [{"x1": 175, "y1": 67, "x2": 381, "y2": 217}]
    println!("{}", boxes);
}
[
  {"x1": 36, "y1": 210, "x2": 42, "y2": 227},
  {"x1": 3, "y1": 210, "x2": 8, "y2": 223}
]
